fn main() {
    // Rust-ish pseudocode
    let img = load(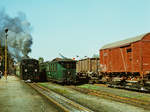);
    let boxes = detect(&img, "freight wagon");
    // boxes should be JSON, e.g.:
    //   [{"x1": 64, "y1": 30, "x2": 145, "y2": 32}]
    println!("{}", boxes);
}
[
  {"x1": 45, "y1": 58, "x2": 76, "y2": 84},
  {"x1": 76, "y1": 58, "x2": 100, "y2": 83},
  {"x1": 100, "y1": 33, "x2": 150, "y2": 89}
]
